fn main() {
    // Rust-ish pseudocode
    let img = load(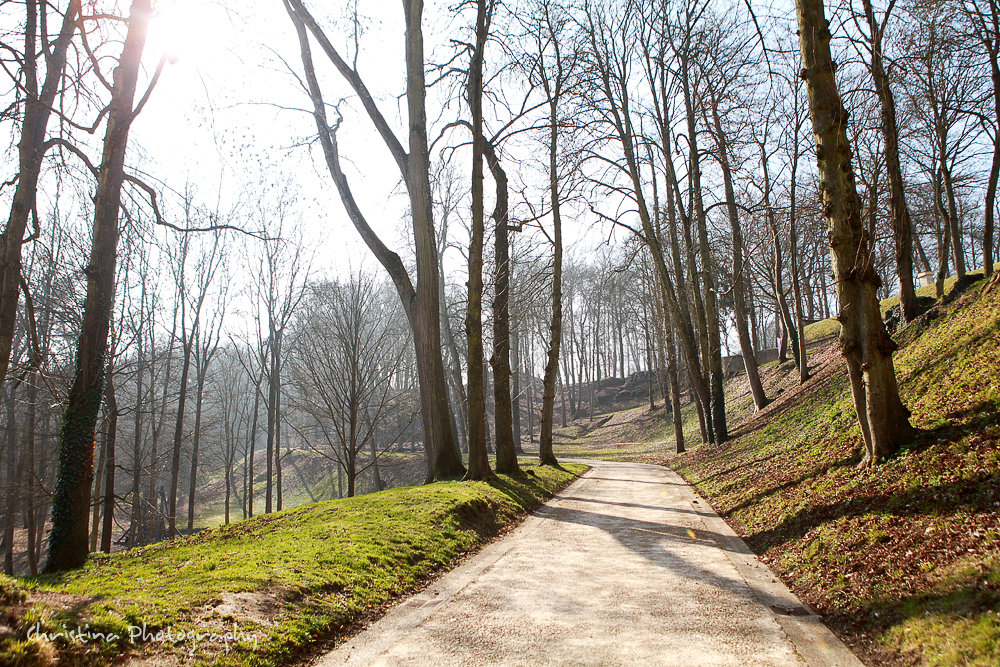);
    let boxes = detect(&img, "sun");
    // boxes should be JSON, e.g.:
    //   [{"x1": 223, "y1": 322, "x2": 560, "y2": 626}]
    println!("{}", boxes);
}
[{"x1": 148, "y1": 0, "x2": 217, "y2": 66}]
